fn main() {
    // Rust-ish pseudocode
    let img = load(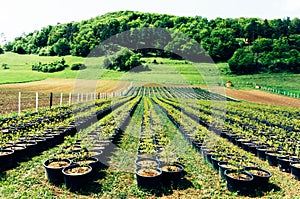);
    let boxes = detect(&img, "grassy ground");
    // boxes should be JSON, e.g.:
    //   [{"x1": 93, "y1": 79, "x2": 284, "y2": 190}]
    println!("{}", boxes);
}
[
  {"x1": 1, "y1": 98, "x2": 300, "y2": 198},
  {"x1": 0, "y1": 53, "x2": 299, "y2": 94}
]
